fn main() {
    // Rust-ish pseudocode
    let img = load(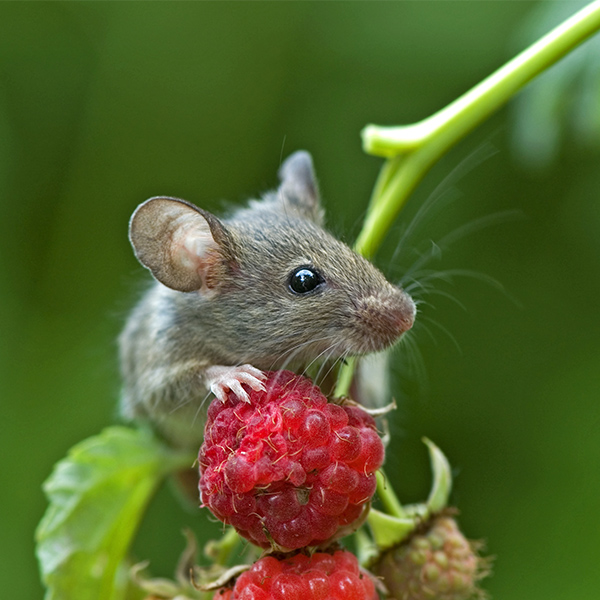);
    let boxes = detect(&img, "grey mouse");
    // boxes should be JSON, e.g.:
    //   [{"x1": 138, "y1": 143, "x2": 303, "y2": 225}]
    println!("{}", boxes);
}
[{"x1": 119, "y1": 151, "x2": 416, "y2": 449}]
